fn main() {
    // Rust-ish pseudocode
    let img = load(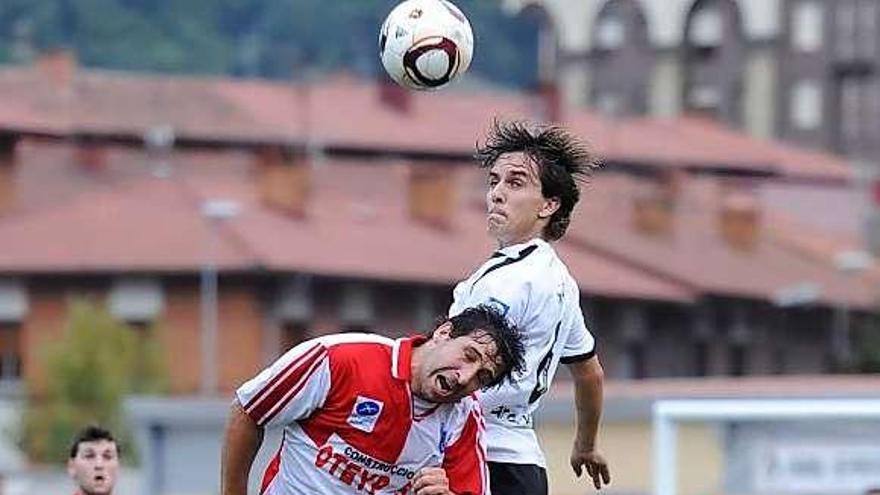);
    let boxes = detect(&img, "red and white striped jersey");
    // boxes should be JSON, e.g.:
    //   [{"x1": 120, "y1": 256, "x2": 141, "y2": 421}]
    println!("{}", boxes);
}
[{"x1": 236, "y1": 333, "x2": 489, "y2": 495}]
